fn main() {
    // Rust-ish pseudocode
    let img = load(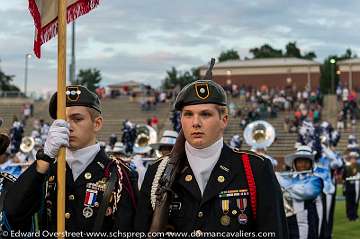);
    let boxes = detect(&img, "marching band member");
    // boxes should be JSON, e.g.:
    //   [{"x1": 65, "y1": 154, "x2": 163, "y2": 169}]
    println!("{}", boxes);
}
[
  {"x1": 0, "y1": 131, "x2": 21, "y2": 178},
  {"x1": 278, "y1": 145, "x2": 323, "y2": 239},
  {"x1": 343, "y1": 151, "x2": 360, "y2": 221},
  {"x1": 229, "y1": 134, "x2": 242, "y2": 150},
  {"x1": 150, "y1": 130, "x2": 178, "y2": 157}
]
